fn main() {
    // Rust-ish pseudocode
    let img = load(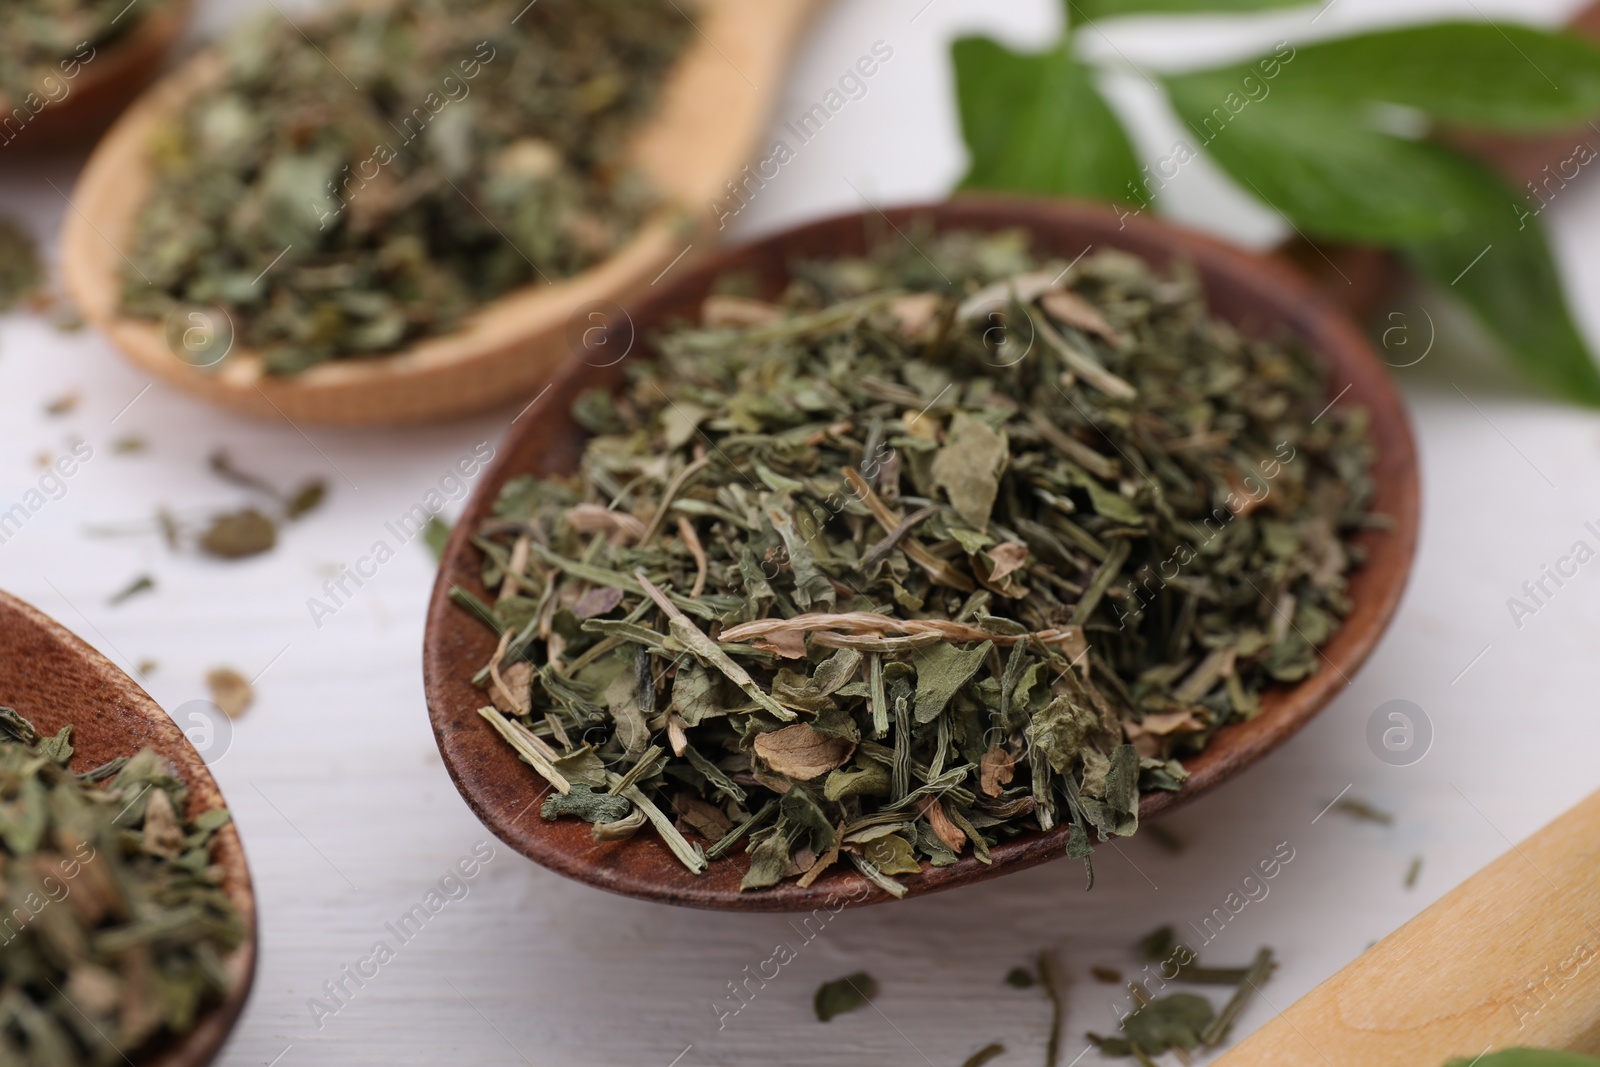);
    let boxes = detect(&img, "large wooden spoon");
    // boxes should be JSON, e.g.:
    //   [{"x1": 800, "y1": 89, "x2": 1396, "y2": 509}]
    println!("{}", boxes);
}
[
  {"x1": 0, "y1": 590, "x2": 257, "y2": 1067},
  {"x1": 421, "y1": 196, "x2": 1421, "y2": 912},
  {"x1": 60, "y1": 0, "x2": 822, "y2": 425},
  {"x1": 1215, "y1": 787, "x2": 1600, "y2": 1064}
]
